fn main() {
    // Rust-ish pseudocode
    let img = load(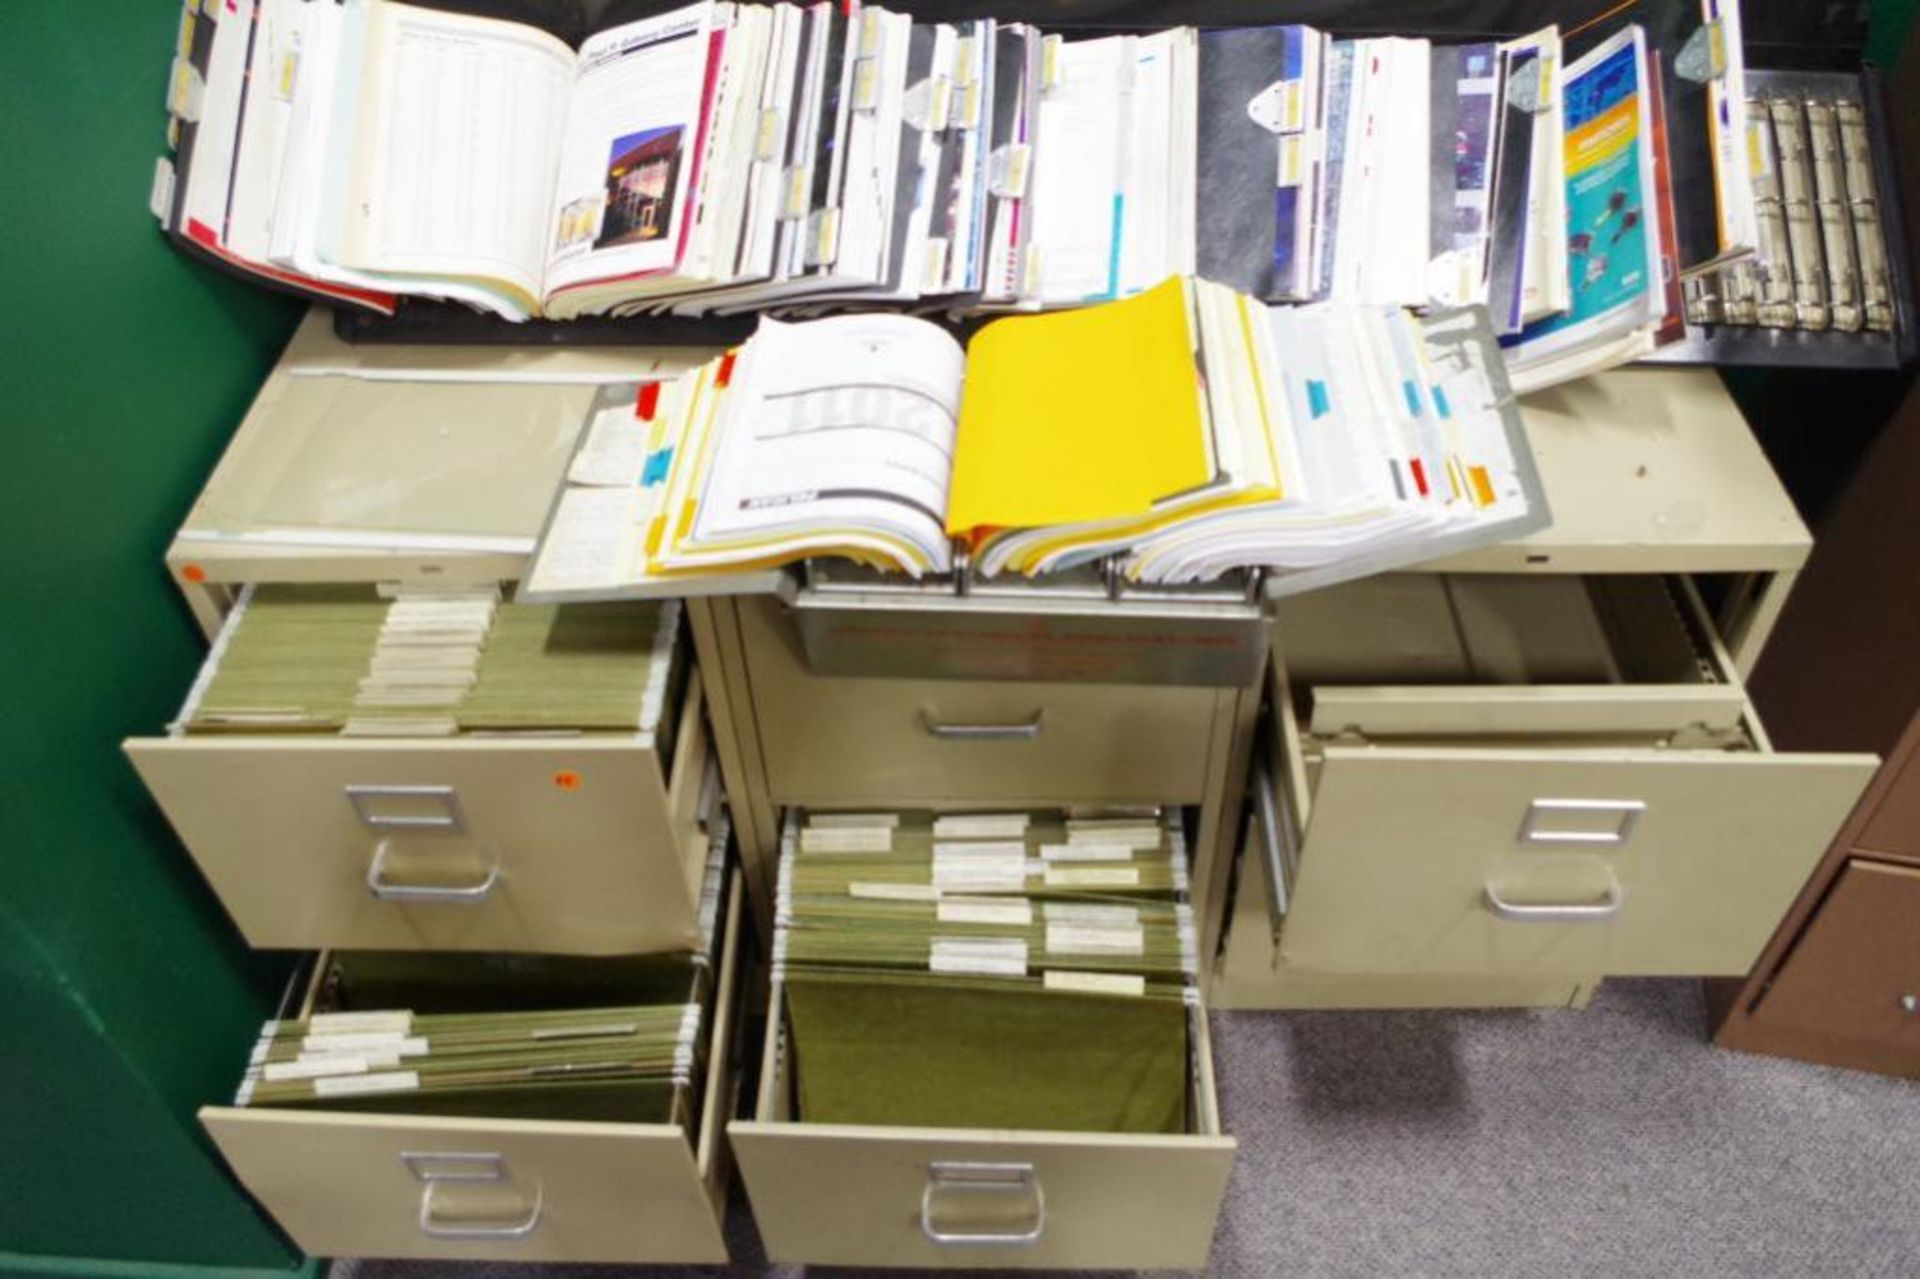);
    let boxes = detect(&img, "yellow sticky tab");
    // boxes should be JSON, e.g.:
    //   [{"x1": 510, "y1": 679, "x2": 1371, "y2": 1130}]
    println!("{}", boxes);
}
[
  {"x1": 1282, "y1": 80, "x2": 1306, "y2": 132},
  {"x1": 1278, "y1": 134, "x2": 1305, "y2": 188},
  {"x1": 946, "y1": 278, "x2": 1212, "y2": 535}
]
